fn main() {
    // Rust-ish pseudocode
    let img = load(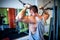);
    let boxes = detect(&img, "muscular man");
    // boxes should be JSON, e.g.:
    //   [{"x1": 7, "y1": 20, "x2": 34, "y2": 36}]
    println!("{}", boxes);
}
[{"x1": 16, "y1": 5, "x2": 49, "y2": 40}]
